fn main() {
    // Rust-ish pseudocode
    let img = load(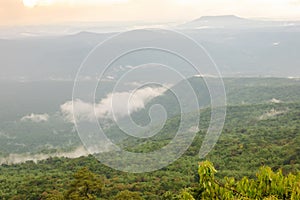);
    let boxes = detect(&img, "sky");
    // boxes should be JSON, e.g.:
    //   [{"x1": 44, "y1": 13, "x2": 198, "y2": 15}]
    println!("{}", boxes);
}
[{"x1": 1, "y1": 0, "x2": 300, "y2": 26}]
